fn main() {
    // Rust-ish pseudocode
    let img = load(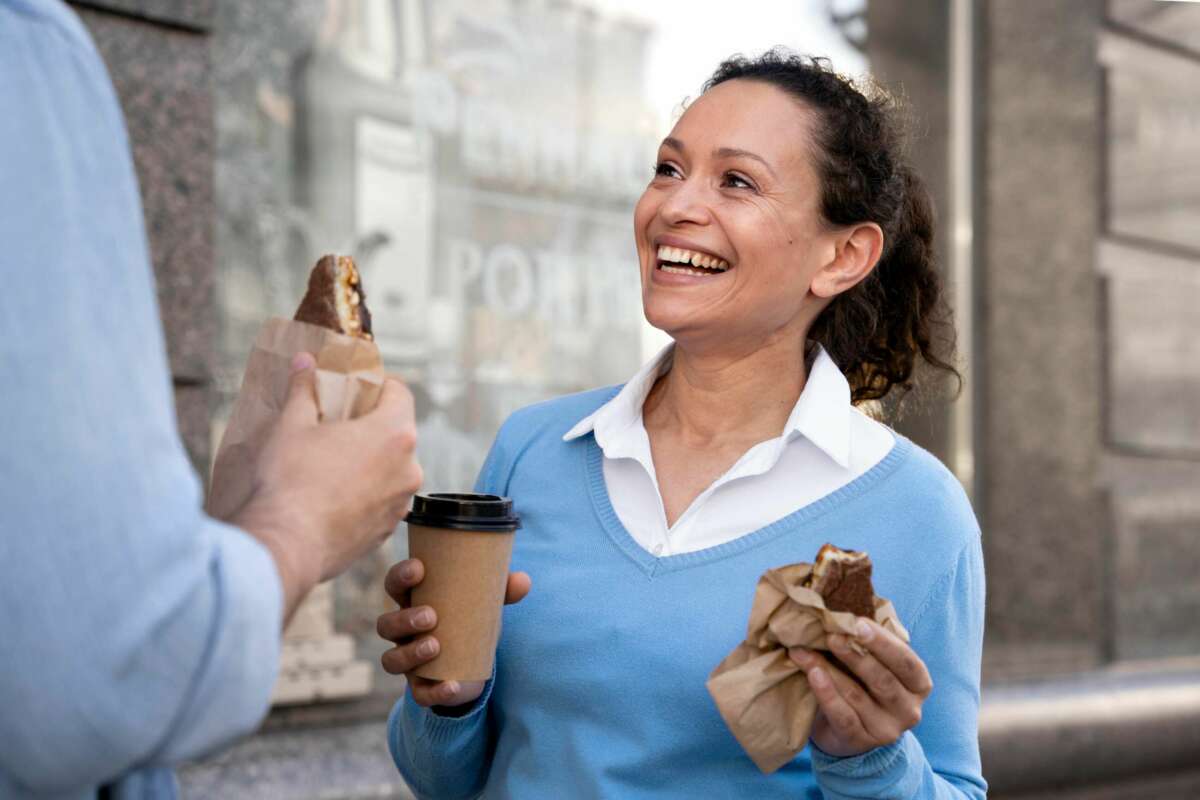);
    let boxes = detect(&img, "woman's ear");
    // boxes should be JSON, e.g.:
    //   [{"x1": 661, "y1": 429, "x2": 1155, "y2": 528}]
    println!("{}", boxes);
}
[{"x1": 811, "y1": 222, "x2": 884, "y2": 299}]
